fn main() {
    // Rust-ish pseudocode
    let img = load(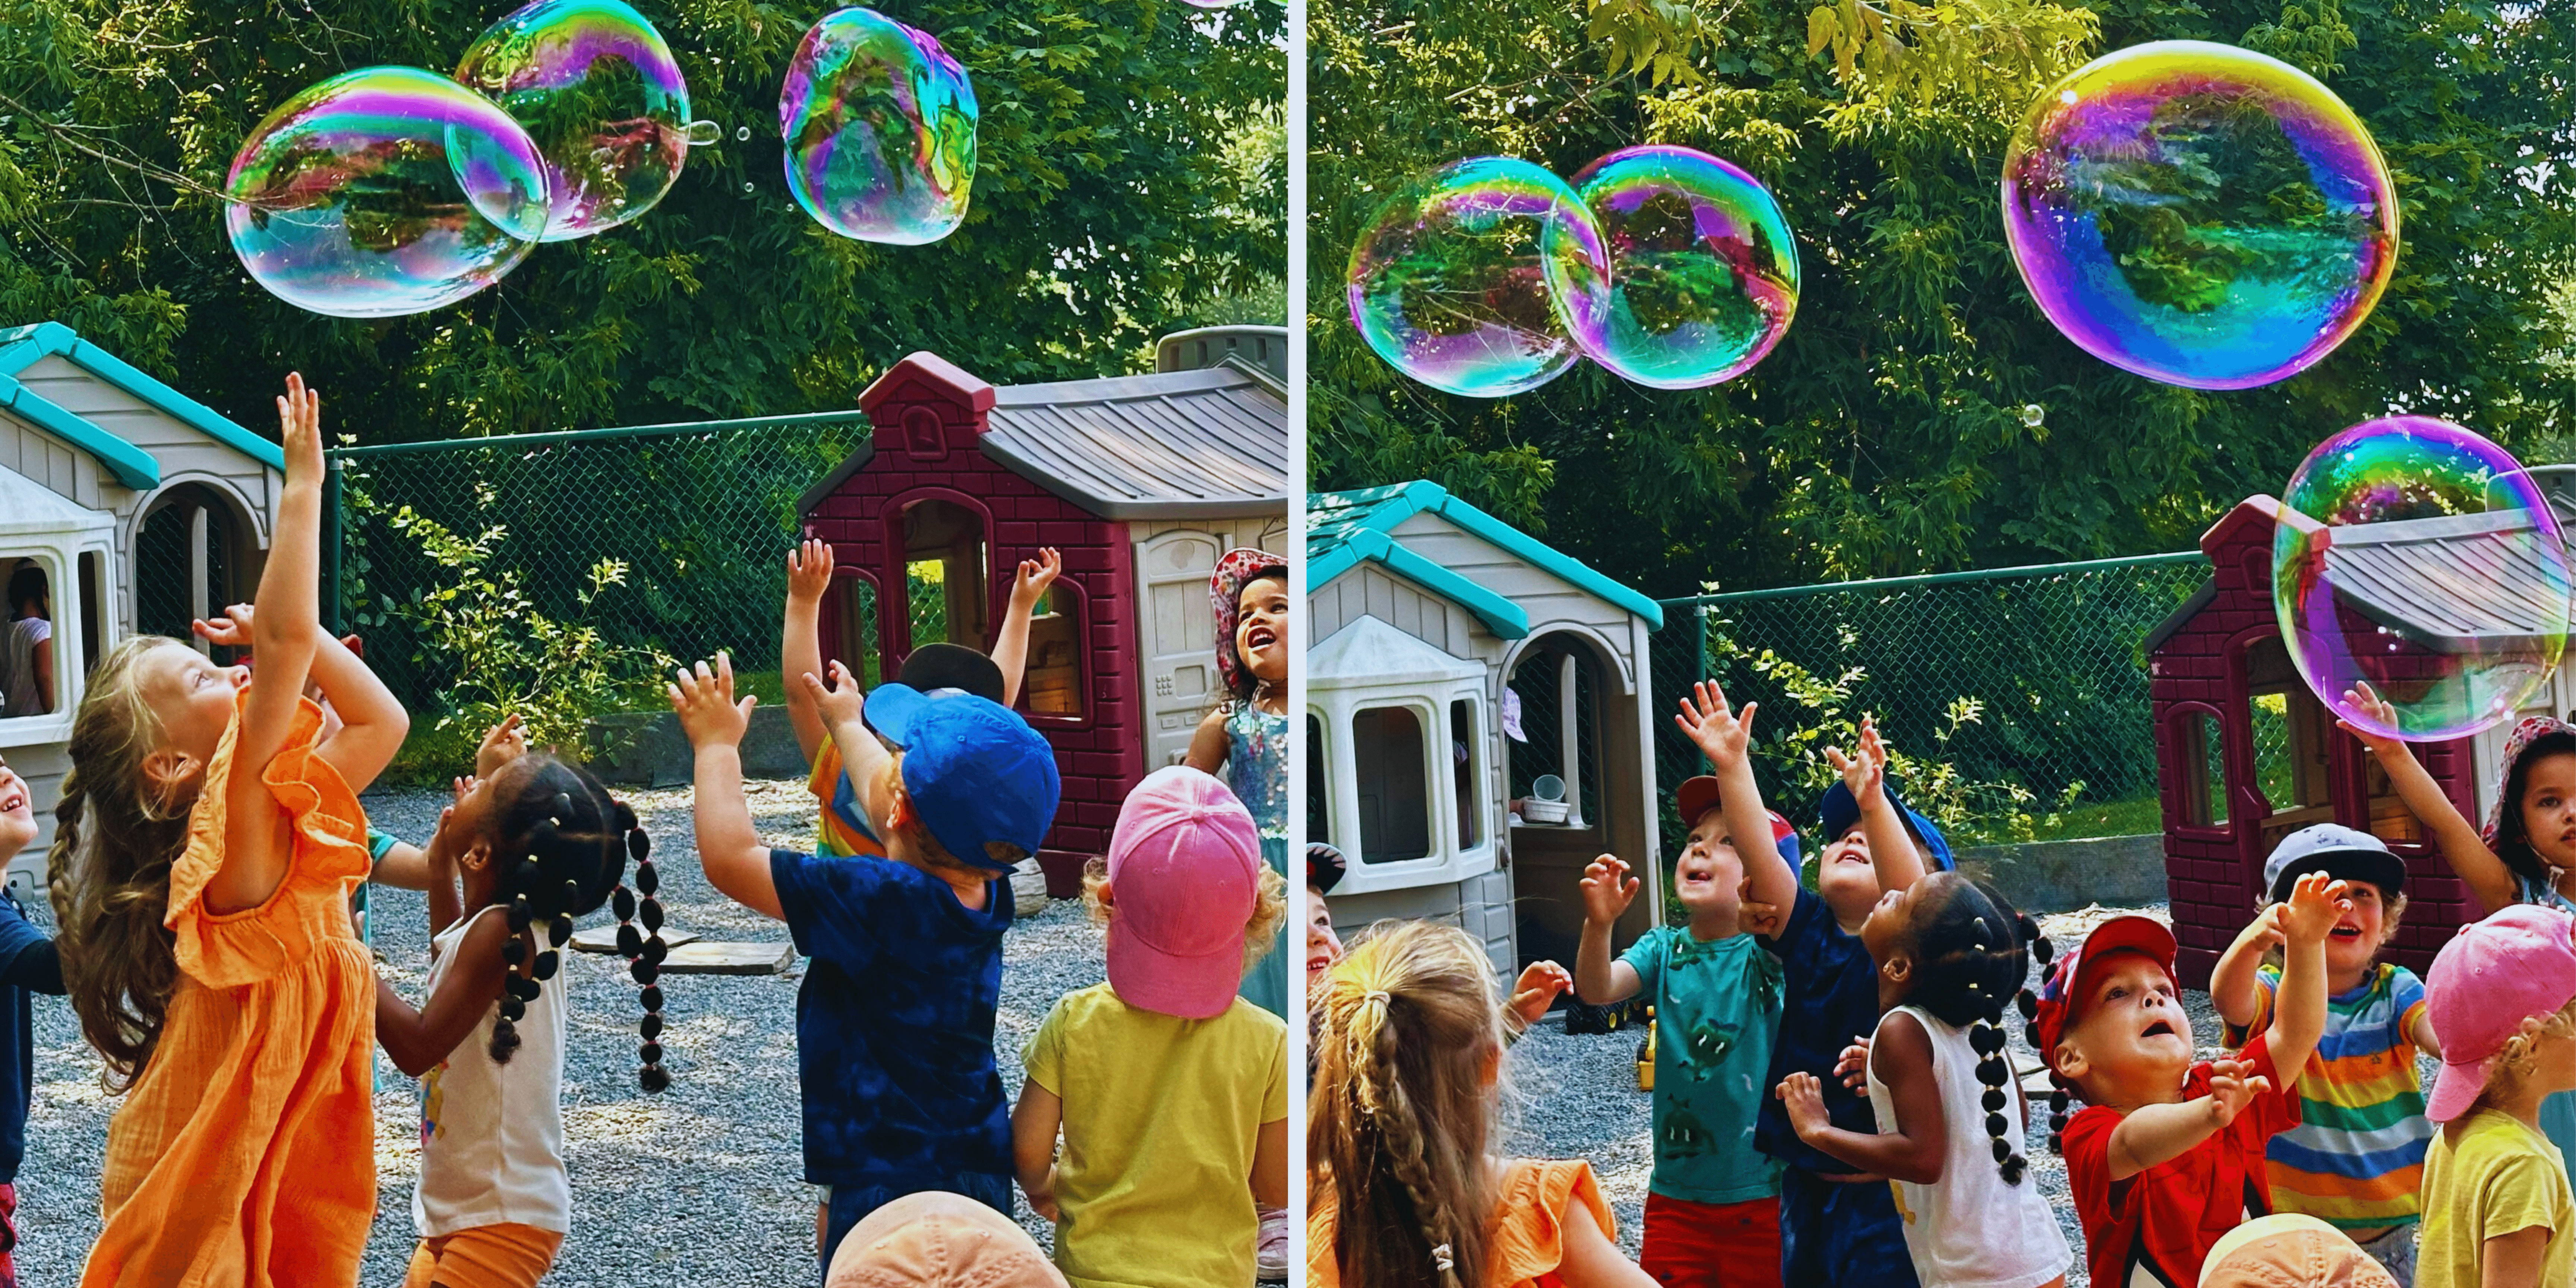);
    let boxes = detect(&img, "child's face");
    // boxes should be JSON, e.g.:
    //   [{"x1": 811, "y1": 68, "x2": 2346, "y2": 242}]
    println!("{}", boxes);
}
[
  {"x1": 2529, "y1": 1022, "x2": 2576, "y2": 1096},
  {"x1": 1235, "y1": 575, "x2": 1288, "y2": 686},
  {"x1": 2523, "y1": 751, "x2": 2576, "y2": 870},
  {"x1": 1306, "y1": 886, "x2": 1344, "y2": 986},
  {"x1": 2321, "y1": 880, "x2": 2393, "y2": 978},
  {"x1": 136, "y1": 641, "x2": 249, "y2": 796},
  {"x1": 1818, "y1": 824, "x2": 1887, "y2": 924},
  {"x1": 1859, "y1": 870, "x2": 1948, "y2": 968},
  {"x1": 1675, "y1": 811, "x2": 1746, "y2": 923},
  {"x1": 2055, "y1": 951, "x2": 2193, "y2": 1093},
  {"x1": 0, "y1": 758, "x2": 33, "y2": 859}
]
